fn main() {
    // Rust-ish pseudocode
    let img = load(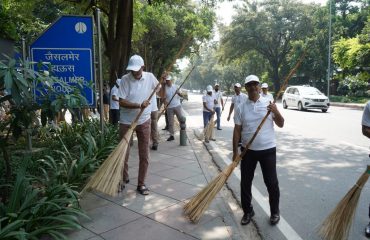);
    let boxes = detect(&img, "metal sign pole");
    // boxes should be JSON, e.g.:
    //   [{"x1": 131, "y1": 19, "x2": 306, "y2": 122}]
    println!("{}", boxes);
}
[{"x1": 96, "y1": 8, "x2": 104, "y2": 134}]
